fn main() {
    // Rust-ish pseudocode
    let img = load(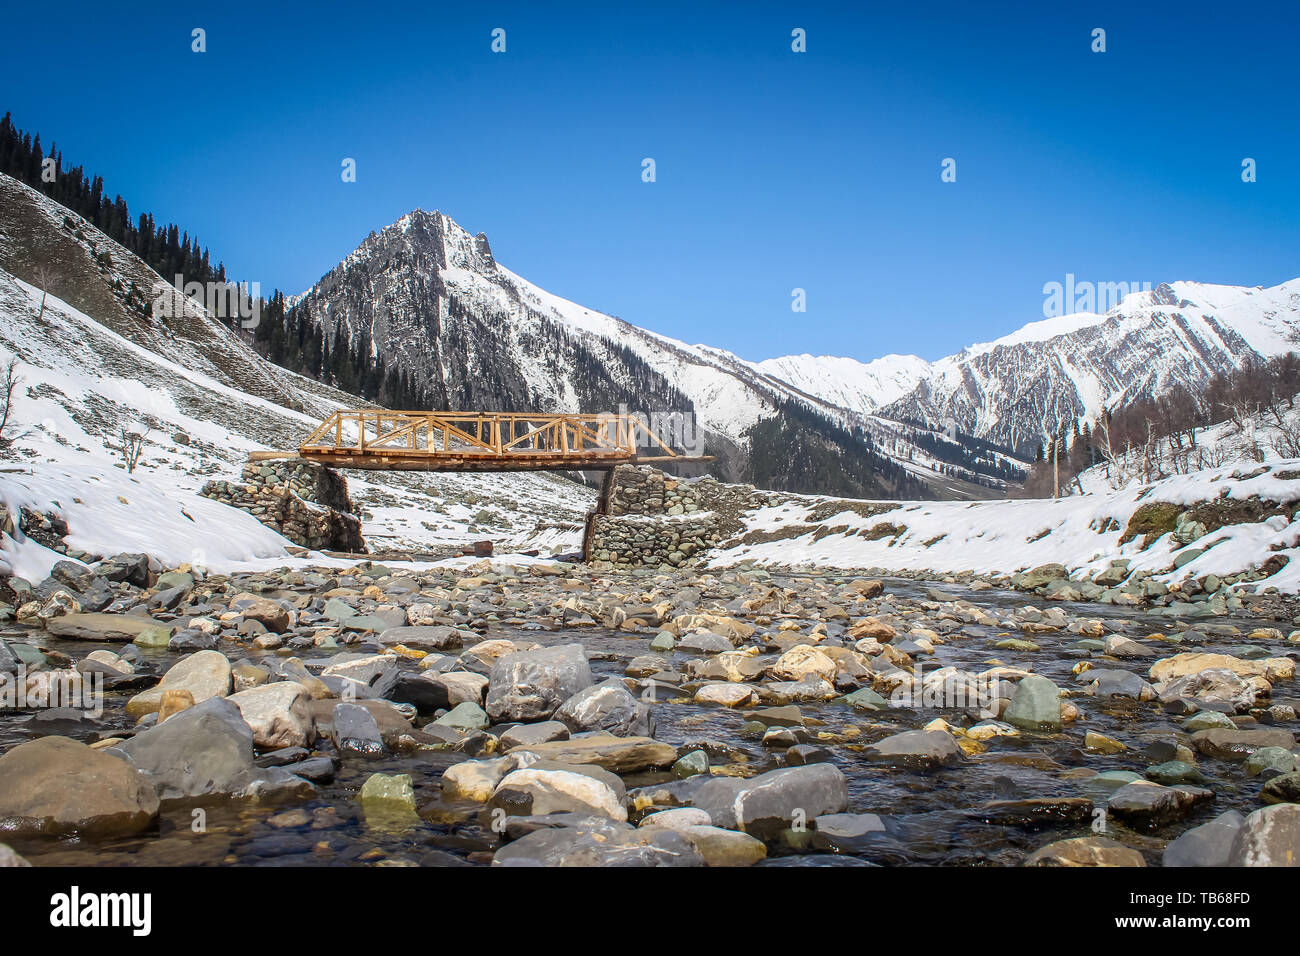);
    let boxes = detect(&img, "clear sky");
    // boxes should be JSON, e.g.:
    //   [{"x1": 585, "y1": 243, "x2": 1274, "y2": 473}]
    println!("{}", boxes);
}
[{"x1": 3, "y1": 1, "x2": 1297, "y2": 363}]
